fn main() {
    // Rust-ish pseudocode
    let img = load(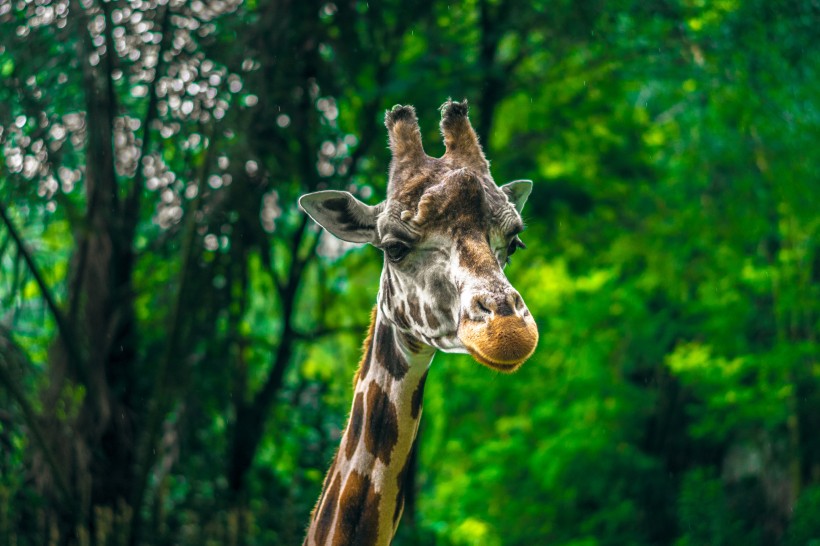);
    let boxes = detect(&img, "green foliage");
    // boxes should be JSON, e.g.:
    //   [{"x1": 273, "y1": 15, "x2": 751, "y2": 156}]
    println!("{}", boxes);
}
[
  {"x1": 785, "y1": 486, "x2": 820, "y2": 546},
  {"x1": 0, "y1": 0, "x2": 817, "y2": 544},
  {"x1": 675, "y1": 468, "x2": 760, "y2": 546}
]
